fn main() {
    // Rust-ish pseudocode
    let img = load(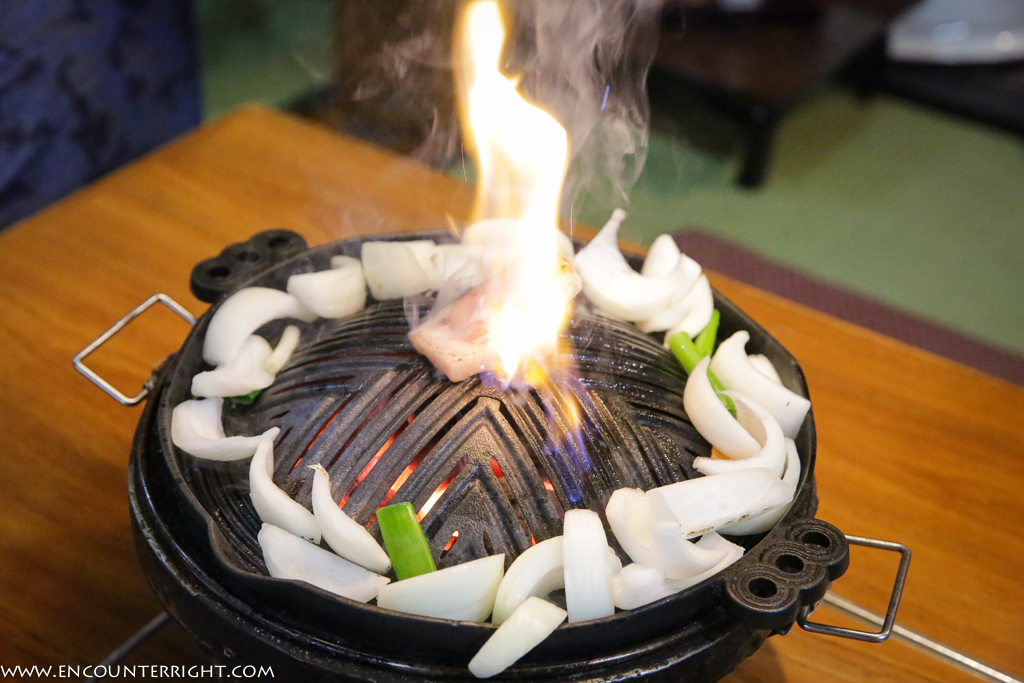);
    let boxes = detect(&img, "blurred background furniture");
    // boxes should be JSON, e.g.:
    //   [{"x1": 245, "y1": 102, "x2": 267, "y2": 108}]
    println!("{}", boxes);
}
[
  {"x1": 846, "y1": 0, "x2": 1024, "y2": 136},
  {"x1": 653, "y1": 0, "x2": 920, "y2": 186},
  {"x1": 0, "y1": 0, "x2": 201, "y2": 229}
]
